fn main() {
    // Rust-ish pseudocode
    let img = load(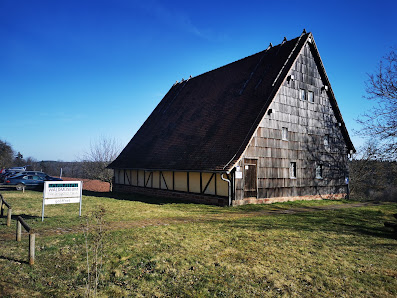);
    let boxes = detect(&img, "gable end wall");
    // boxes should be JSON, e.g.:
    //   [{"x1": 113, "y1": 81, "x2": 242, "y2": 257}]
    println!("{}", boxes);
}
[{"x1": 234, "y1": 43, "x2": 349, "y2": 203}]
